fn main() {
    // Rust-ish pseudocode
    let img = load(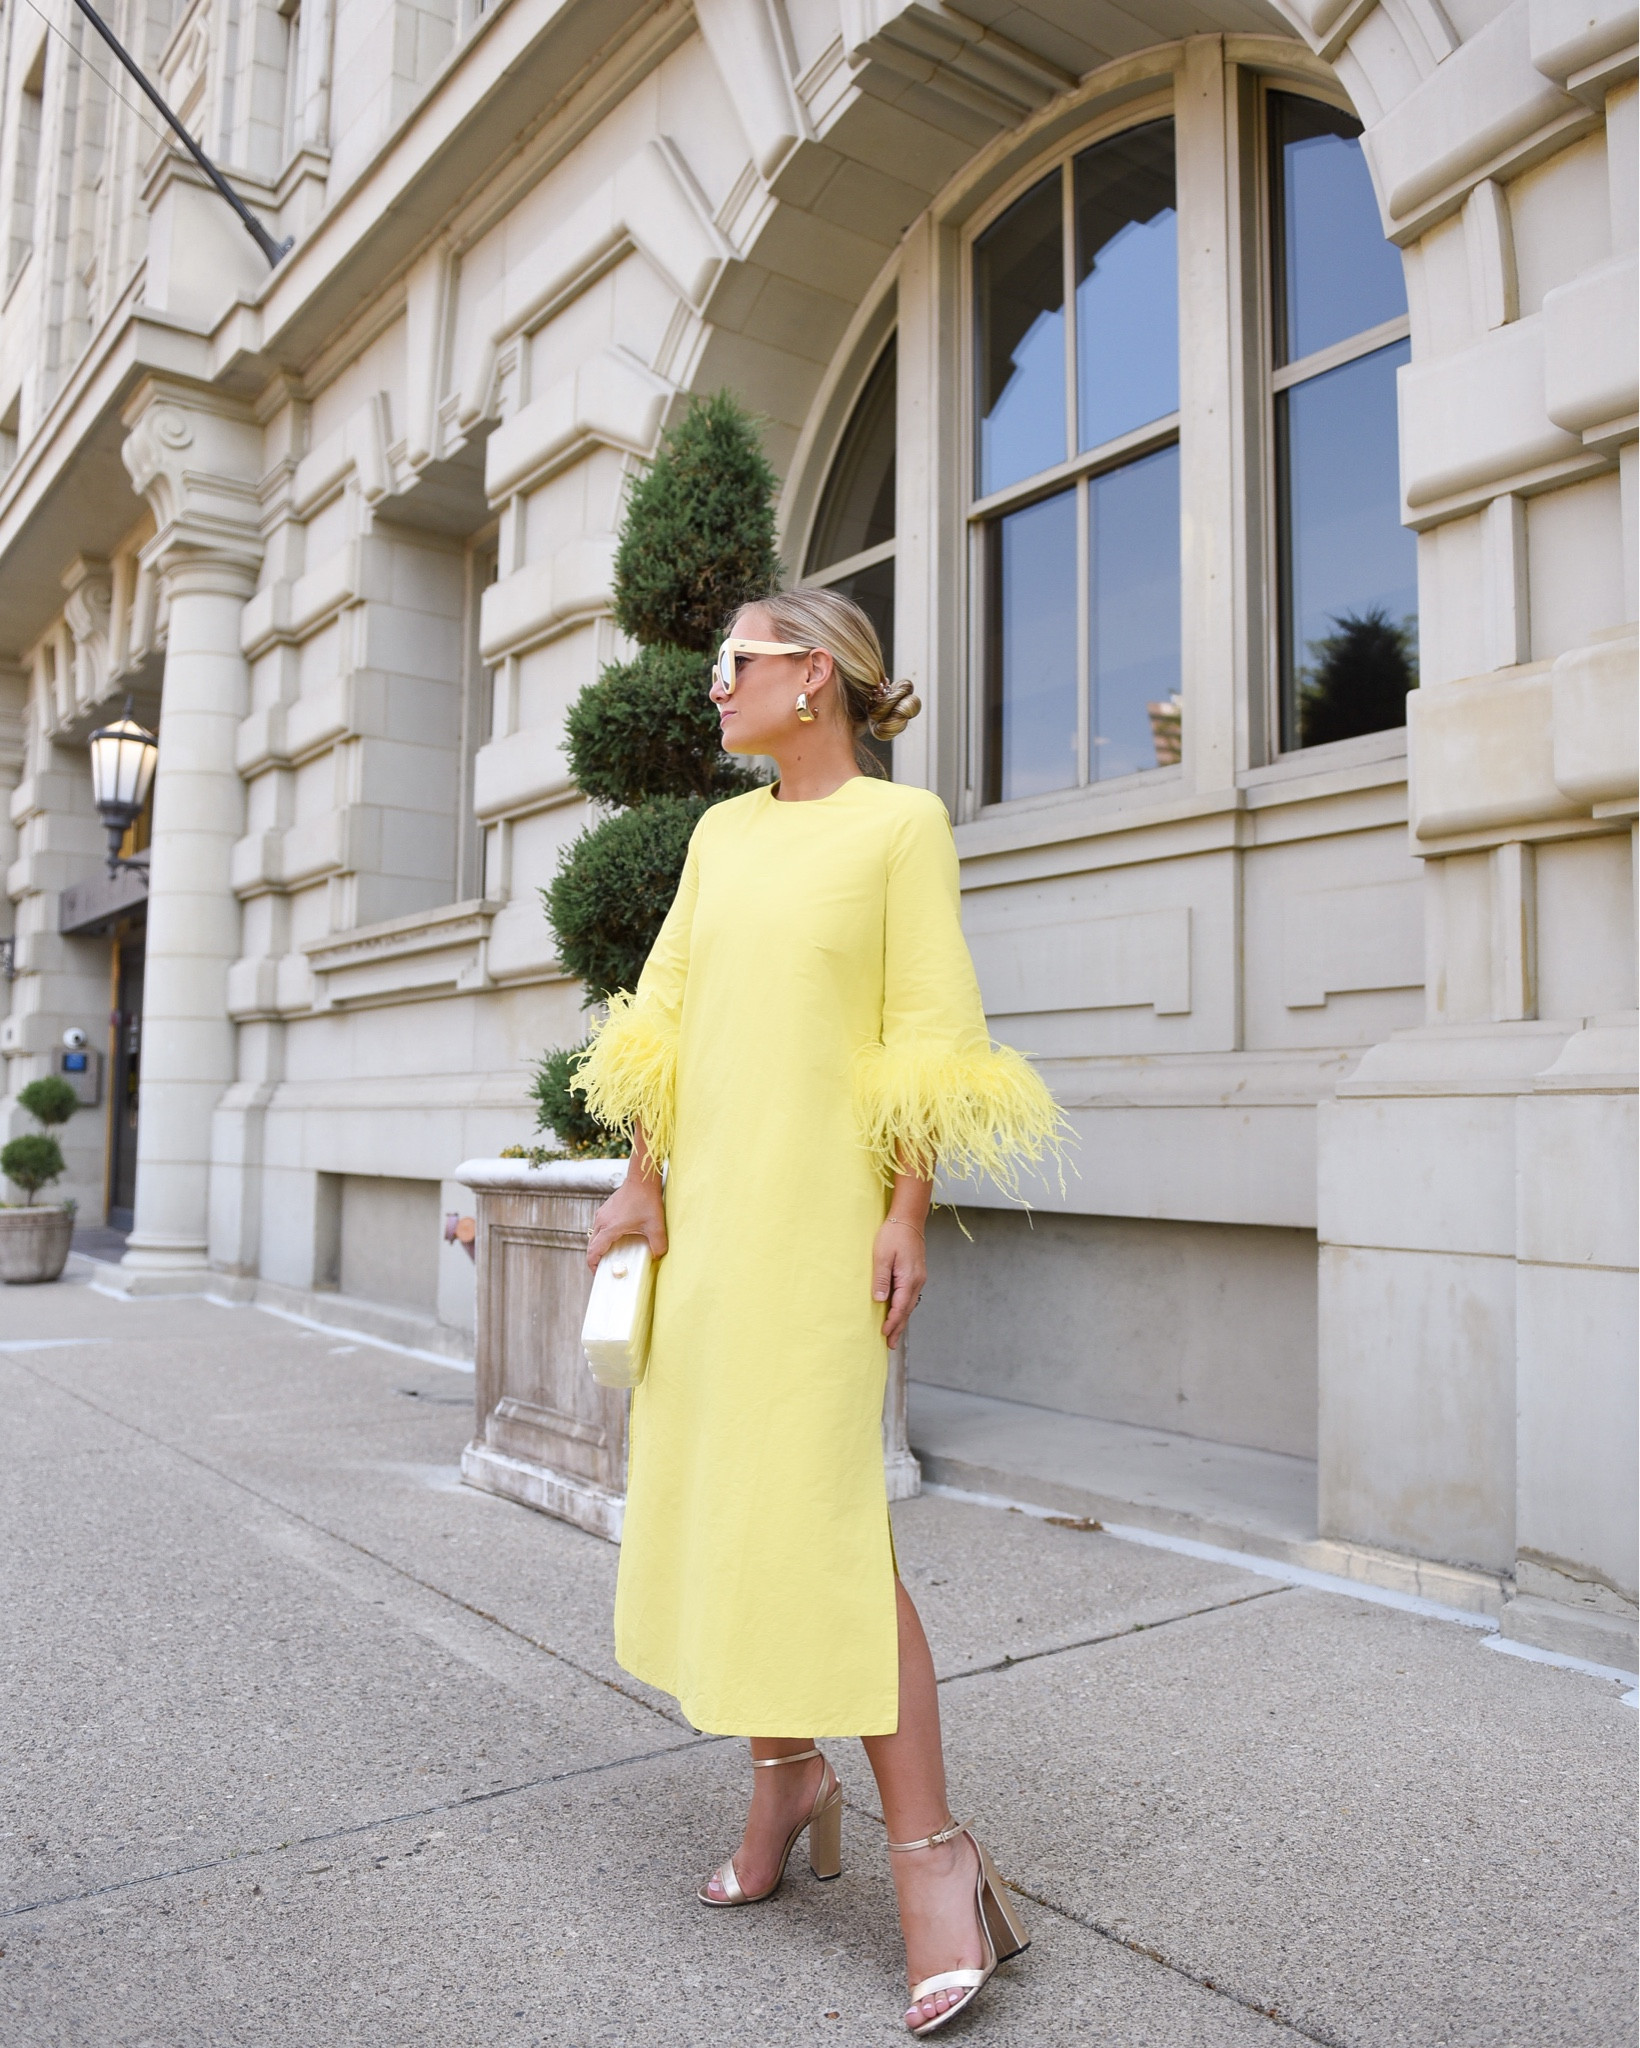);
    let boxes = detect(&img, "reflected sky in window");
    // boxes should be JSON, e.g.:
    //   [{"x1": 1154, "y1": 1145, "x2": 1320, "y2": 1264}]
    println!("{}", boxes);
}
[
  {"x1": 806, "y1": 339, "x2": 896, "y2": 573},
  {"x1": 975, "y1": 173, "x2": 1065, "y2": 496},
  {"x1": 1274, "y1": 95, "x2": 1406, "y2": 364},
  {"x1": 1280, "y1": 339, "x2": 1417, "y2": 744},
  {"x1": 1091, "y1": 444, "x2": 1181, "y2": 779},
  {"x1": 1075, "y1": 122, "x2": 1178, "y2": 452},
  {"x1": 988, "y1": 489, "x2": 1077, "y2": 801}
]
